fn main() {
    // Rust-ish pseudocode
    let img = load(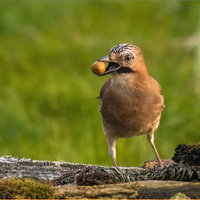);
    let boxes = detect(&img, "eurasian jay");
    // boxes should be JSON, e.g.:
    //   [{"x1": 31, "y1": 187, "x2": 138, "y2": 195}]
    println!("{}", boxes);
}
[{"x1": 96, "y1": 43, "x2": 165, "y2": 169}]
